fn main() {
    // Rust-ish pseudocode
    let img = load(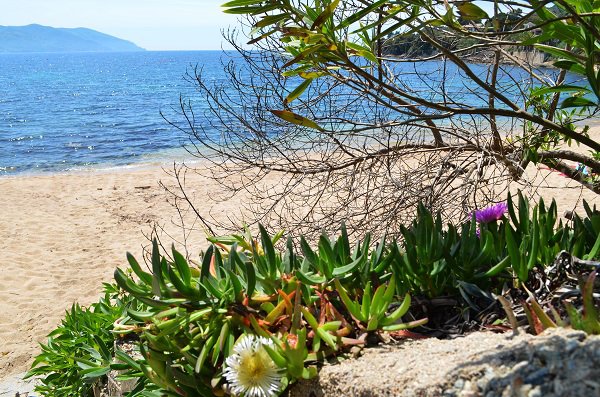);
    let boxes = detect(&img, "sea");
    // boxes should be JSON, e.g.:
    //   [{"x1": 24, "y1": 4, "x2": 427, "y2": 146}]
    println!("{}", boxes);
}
[
  {"x1": 0, "y1": 50, "x2": 568, "y2": 176},
  {"x1": 0, "y1": 50, "x2": 234, "y2": 175}
]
